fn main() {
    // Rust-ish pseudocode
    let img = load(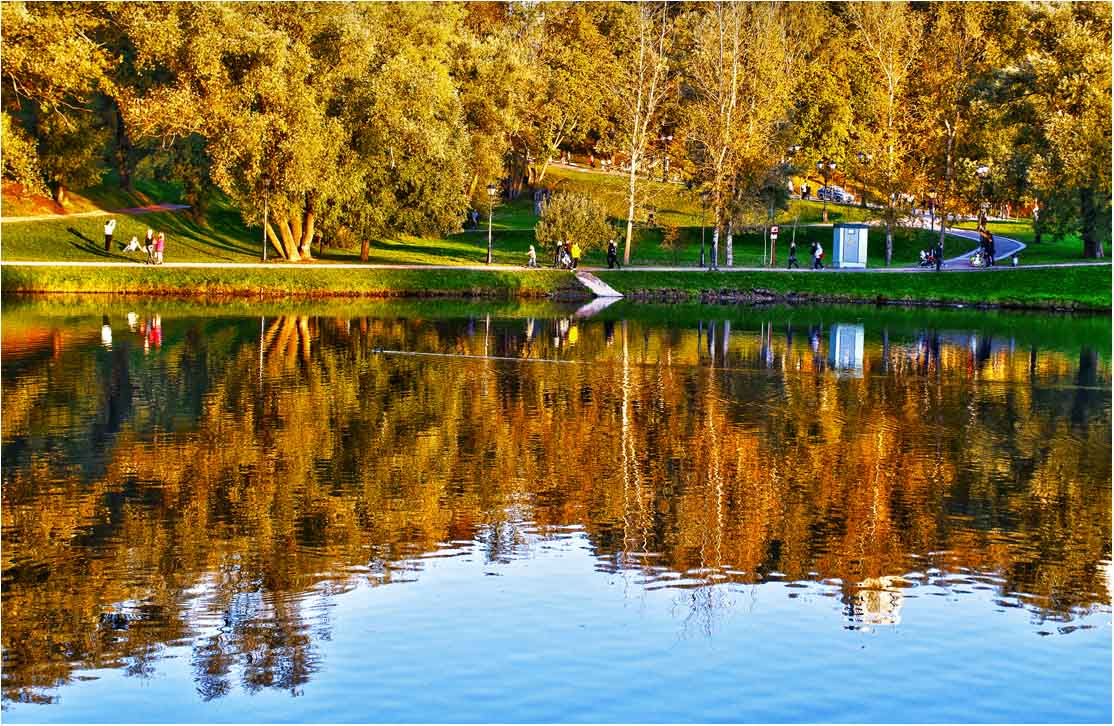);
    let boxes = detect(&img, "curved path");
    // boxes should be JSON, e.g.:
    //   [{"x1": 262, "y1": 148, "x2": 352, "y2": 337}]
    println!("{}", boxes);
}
[
  {"x1": 936, "y1": 227, "x2": 1025, "y2": 267},
  {"x1": 1, "y1": 203, "x2": 191, "y2": 224}
]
